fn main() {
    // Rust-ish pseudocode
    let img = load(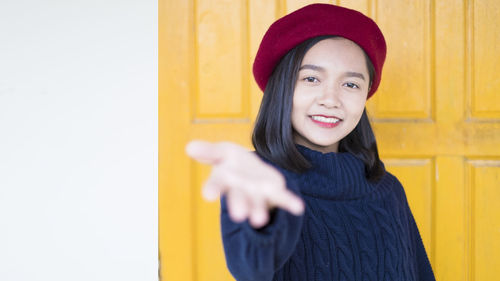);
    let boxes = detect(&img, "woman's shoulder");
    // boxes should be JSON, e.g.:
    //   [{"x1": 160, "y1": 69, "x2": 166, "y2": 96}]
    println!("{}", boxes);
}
[{"x1": 376, "y1": 169, "x2": 411, "y2": 204}]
